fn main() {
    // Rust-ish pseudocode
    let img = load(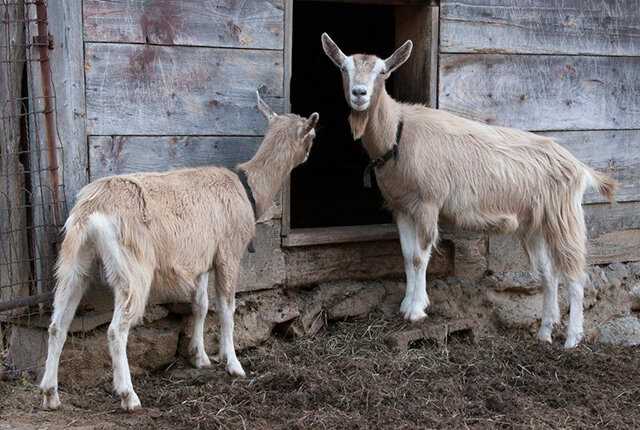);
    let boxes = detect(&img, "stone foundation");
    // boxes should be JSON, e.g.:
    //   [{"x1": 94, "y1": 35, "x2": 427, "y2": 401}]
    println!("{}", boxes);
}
[{"x1": 4, "y1": 262, "x2": 640, "y2": 384}]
